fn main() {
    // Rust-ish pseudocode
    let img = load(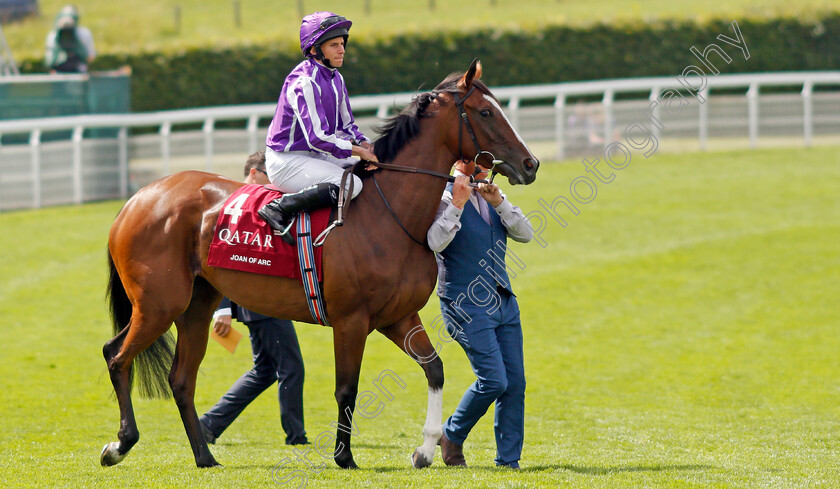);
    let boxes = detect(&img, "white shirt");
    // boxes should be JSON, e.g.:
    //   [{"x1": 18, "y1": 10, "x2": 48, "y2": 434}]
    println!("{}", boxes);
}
[
  {"x1": 426, "y1": 171, "x2": 533, "y2": 252},
  {"x1": 44, "y1": 25, "x2": 96, "y2": 71},
  {"x1": 75, "y1": 27, "x2": 96, "y2": 61}
]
